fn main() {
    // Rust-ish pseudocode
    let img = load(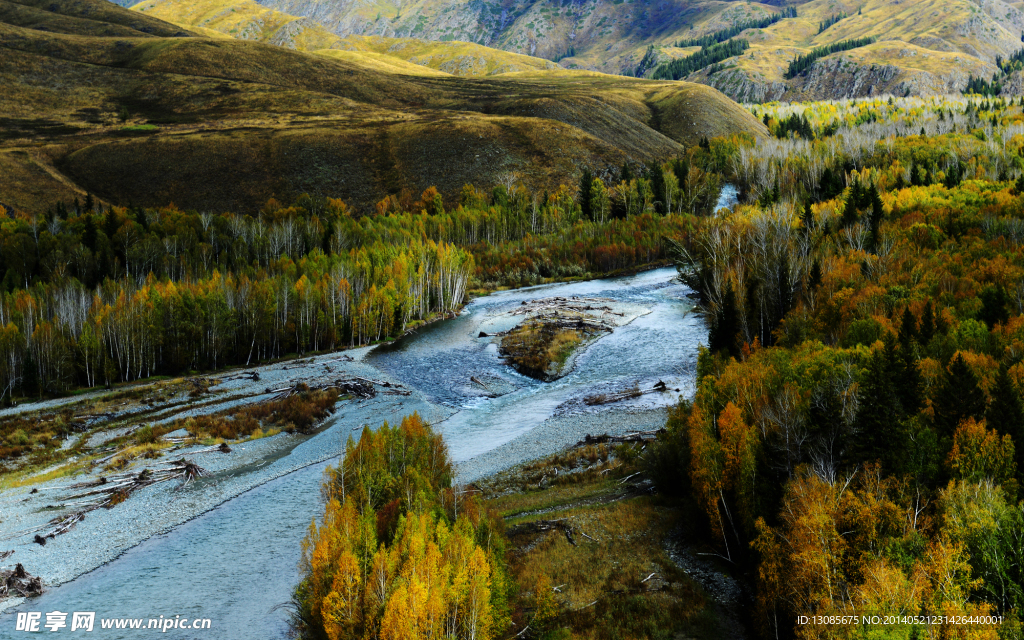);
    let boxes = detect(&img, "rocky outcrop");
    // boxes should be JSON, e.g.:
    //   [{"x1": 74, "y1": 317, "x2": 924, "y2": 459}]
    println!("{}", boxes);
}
[
  {"x1": 702, "y1": 68, "x2": 786, "y2": 104},
  {"x1": 703, "y1": 54, "x2": 991, "y2": 103}
]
